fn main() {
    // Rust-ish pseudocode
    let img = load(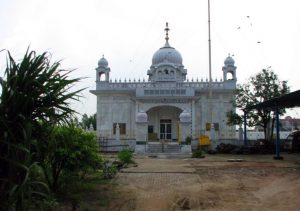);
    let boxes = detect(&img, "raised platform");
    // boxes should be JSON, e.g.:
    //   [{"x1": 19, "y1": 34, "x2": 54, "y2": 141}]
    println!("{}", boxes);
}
[{"x1": 135, "y1": 142, "x2": 192, "y2": 154}]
